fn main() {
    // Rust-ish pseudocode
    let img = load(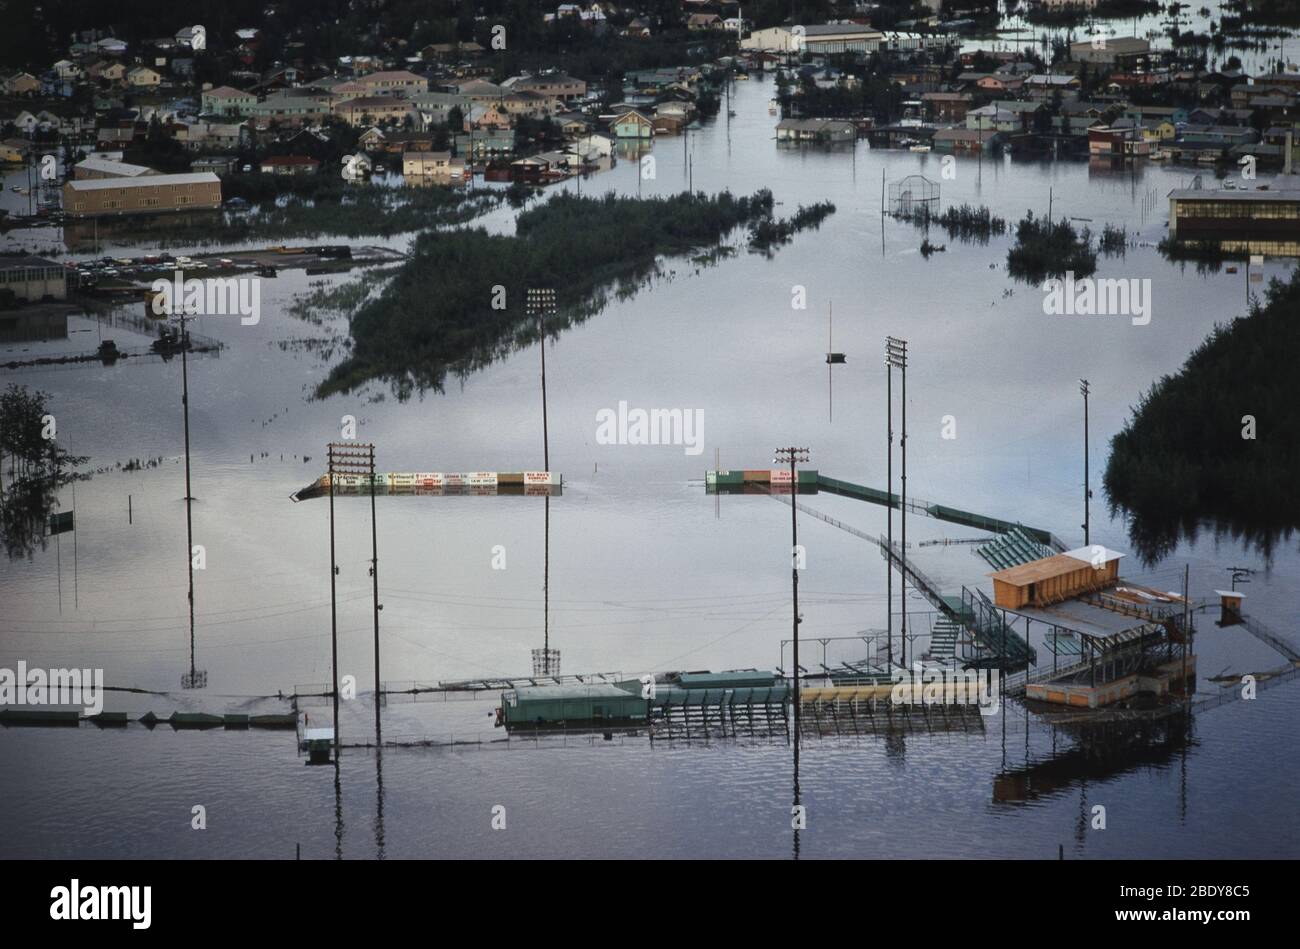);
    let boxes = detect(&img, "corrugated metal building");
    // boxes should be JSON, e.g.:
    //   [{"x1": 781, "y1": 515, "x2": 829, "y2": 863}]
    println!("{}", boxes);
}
[{"x1": 989, "y1": 546, "x2": 1123, "y2": 609}]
